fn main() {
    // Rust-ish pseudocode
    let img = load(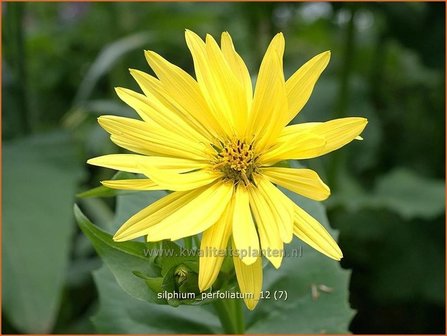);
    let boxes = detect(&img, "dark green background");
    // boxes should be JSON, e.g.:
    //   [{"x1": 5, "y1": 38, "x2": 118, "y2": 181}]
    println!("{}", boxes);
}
[{"x1": 3, "y1": 2, "x2": 445, "y2": 334}]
